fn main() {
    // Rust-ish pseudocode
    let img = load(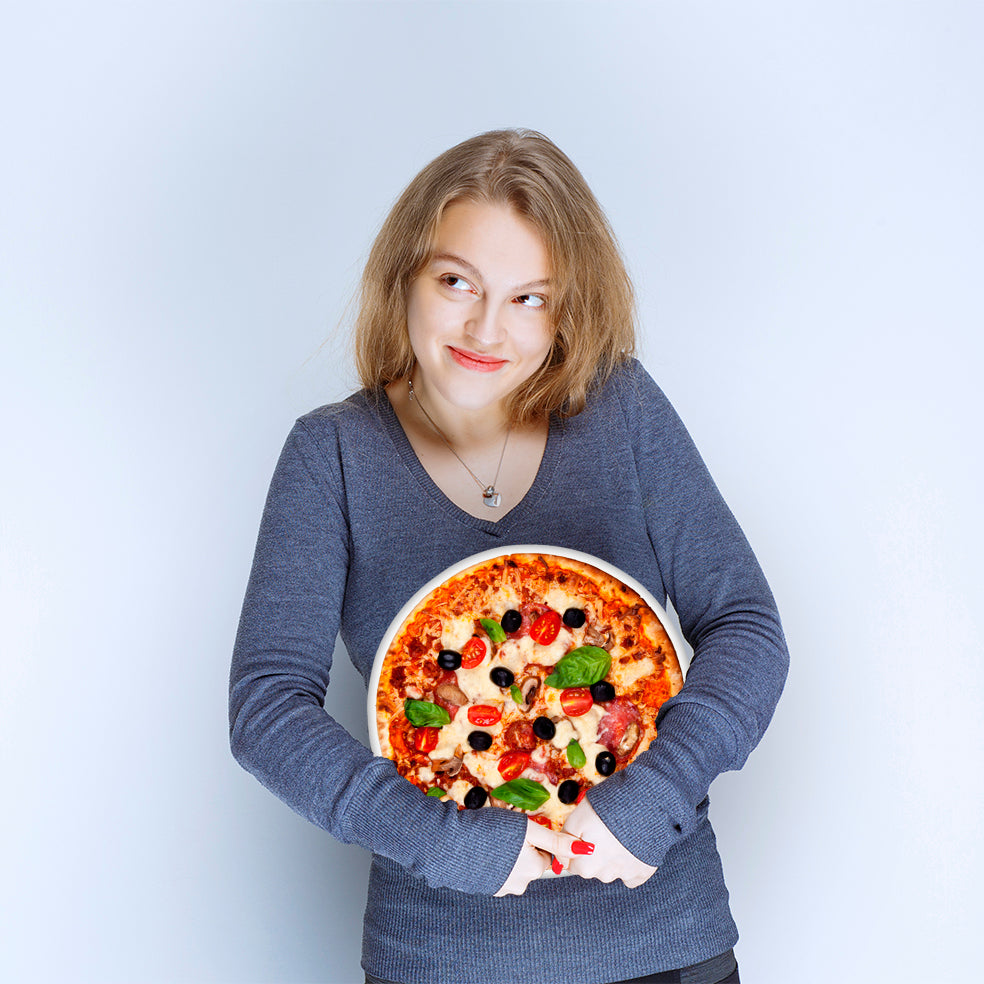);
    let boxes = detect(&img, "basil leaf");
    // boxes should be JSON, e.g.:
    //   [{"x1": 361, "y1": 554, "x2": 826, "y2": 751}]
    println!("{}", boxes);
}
[
  {"x1": 510, "y1": 684, "x2": 523, "y2": 704},
  {"x1": 566, "y1": 739, "x2": 586, "y2": 769},
  {"x1": 425, "y1": 787, "x2": 445, "y2": 798},
  {"x1": 479, "y1": 617, "x2": 506, "y2": 645},
  {"x1": 403, "y1": 698, "x2": 451, "y2": 728},
  {"x1": 544, "y1": 646, "x2": 611, "y2": 688},
  {"x1": 491, "y1": 777, "x2": 550, "y2": 811}
]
